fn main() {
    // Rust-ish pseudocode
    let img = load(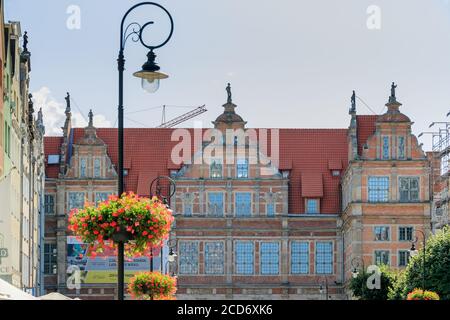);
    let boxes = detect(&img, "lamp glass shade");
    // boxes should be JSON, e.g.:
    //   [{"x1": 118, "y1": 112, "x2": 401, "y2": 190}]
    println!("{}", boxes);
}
[
  {"x1": 168, "y1": 254, "x2": 175, "y2": 263},
  {"x1": 133, "y1": 70, "x2": 169, "y2": 94},
  {"x1": 352, "y1": 270, "x2": 359, "y2": 279},
  {"x1": 409, "y1": 249, "x2": 419, "y2": 257},
  {"x1": 141, "y1": 78, "x2": 160, "y2": 93}
]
